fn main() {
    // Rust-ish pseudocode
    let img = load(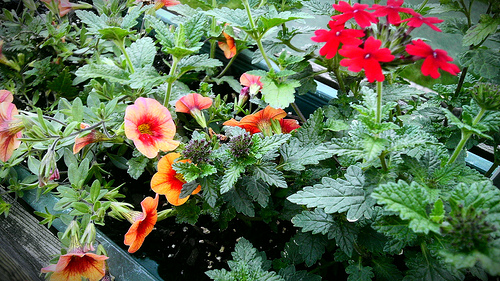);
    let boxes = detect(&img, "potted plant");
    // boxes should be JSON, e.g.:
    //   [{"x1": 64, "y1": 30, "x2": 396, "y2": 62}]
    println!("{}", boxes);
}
[{"x1": 1, "y1": 0, "x2": 500, "y2": 280}]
